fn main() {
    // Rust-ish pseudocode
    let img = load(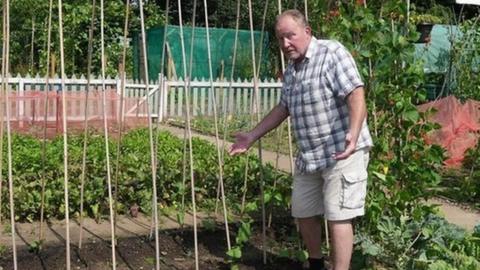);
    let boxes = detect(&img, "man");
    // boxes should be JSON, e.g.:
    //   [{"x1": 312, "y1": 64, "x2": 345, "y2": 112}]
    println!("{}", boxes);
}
[{"x1": 229, "y1": 9, "x2": 373, "y2": 270}]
